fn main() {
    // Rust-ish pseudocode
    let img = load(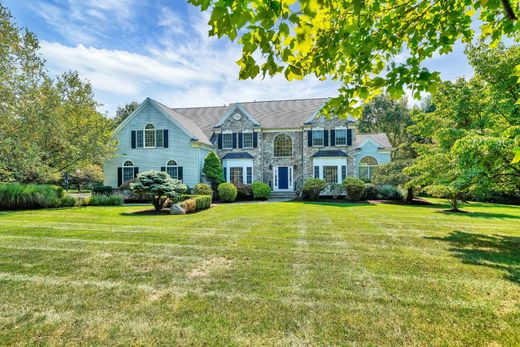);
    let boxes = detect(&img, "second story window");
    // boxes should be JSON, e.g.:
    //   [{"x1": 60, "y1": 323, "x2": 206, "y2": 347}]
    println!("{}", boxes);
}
[
  {"x1": 335, "y1": 129, "x2": 347, "y2": 146},
  {"x1": 222, "y1": 132, "x2": 233, "y2": 149},
  {"x1": 312, "y1": 129, "x2": 324, "y2": 147},
  {"x1": 243, "y1": 132, "x2": 253, "y2": 149},
  {"x1": 274, "y1": 134, "x2": 292, "y2": 157},
  {"x1": 144, "y1": 124, "x2": 156, "y2": 148}
]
